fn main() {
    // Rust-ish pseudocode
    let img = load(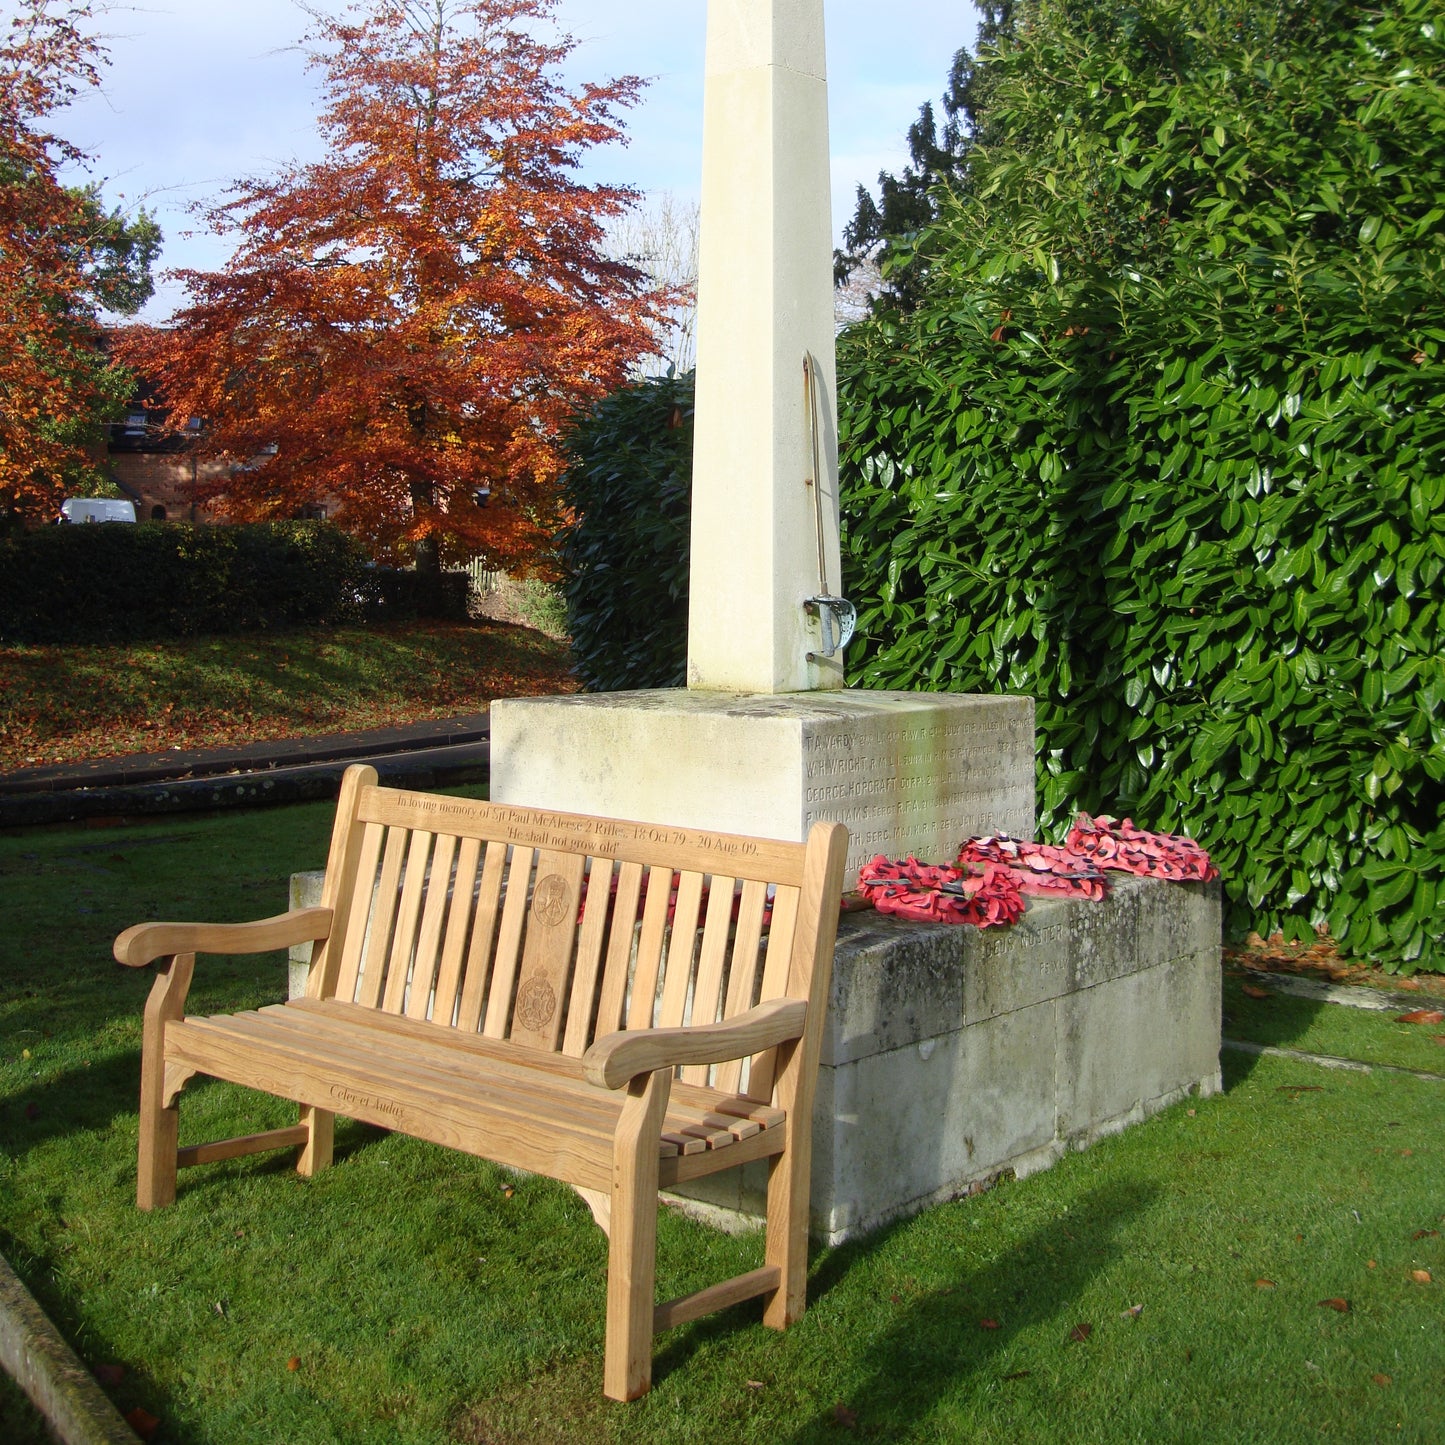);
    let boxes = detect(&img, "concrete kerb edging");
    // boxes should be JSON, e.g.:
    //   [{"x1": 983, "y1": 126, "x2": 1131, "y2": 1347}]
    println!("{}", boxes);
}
[
  {"x1": 0, "y1": 1252, "x2": 139, "y2": 1443},
  {"x1": 1221, "y1": 1037, "x2": 1445, "y2": 1084}
]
